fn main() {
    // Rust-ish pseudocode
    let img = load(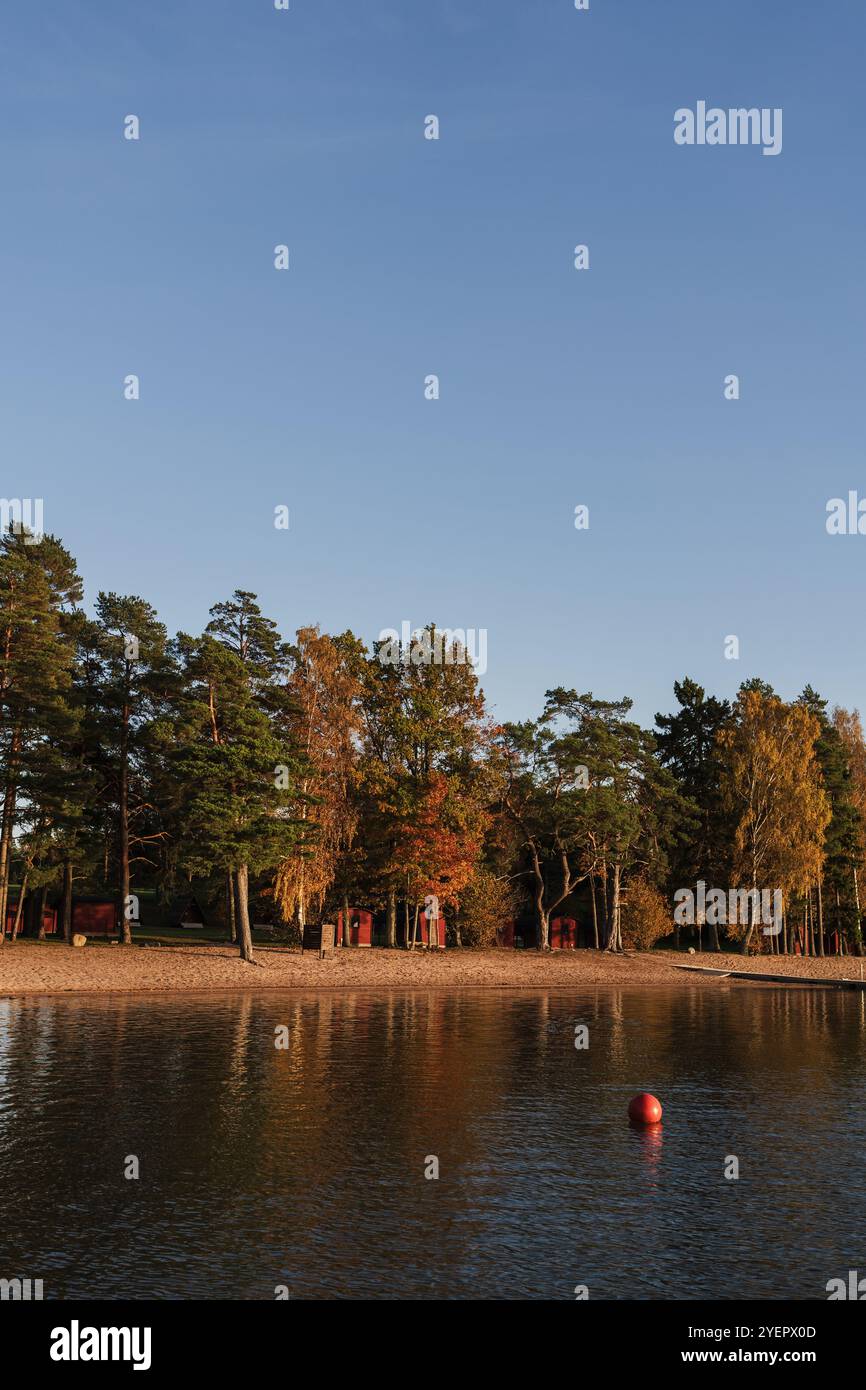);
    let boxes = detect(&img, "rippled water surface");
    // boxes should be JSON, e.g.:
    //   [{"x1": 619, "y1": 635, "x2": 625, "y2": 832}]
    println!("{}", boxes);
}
[{"x1": 1, "y1": 987, "x2": 864, "y2": 1299}]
